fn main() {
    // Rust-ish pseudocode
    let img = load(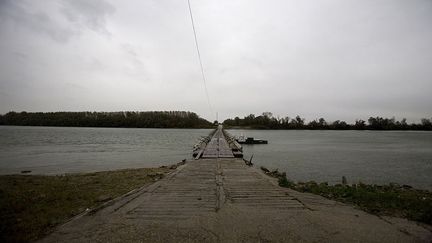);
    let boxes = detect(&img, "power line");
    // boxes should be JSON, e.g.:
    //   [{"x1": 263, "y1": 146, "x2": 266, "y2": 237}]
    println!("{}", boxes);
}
[{"x1": 187, "y1": 0, "x2": 213, "y2": 113}]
